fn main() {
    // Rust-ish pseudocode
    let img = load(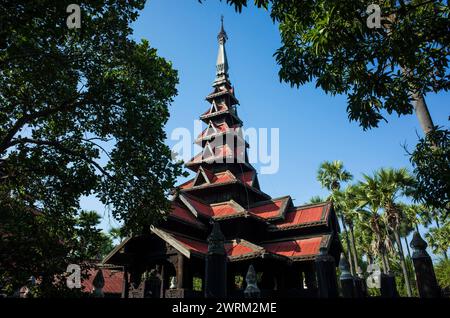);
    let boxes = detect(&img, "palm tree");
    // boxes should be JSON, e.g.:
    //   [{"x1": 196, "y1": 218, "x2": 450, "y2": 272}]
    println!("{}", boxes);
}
[
  {"x1": 307, "y1": 196, "x2": 326, "y2": 204},
  {"x1": 355, "y1": 177, "x2": 391, "y2": 274},
  {"x1": 358, "y1": 168, "x2": 415, "y2": 296},
  {"x1": 377, "y1": 168, "x2": 415, "y2": 296},
  {"x1": 317, "y1": 160, "x2": 354, "y2": 274},
  {"x1": 333, "y1": 186, "x2": 361, "y2": 271}
]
